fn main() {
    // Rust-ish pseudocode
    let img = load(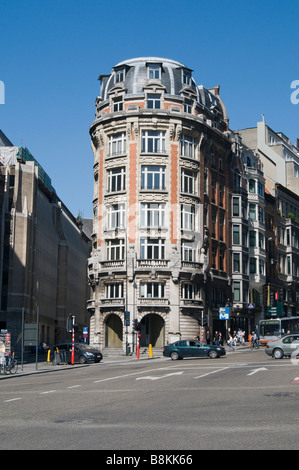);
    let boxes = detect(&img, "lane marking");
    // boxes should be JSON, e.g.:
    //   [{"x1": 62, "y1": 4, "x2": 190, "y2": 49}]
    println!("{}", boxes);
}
[
  {"x1": 3, "y1": 398, "x2": 22, "y2": 403},
  {"x1": 194, "y1": 367, "x2": 229, "y2": 379},
  {"x1": 247, "y1": 367, "x2": 268, "y2": 376},
  {"x1": 67, "y1": 385, "x2": 82, "y2": 389},
  {"x1": 40, "y1": 390, "x2": 56, "y2": 394},
  {"x1": 136, "y1": 371, "x2": 183, "y2": 381}
]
